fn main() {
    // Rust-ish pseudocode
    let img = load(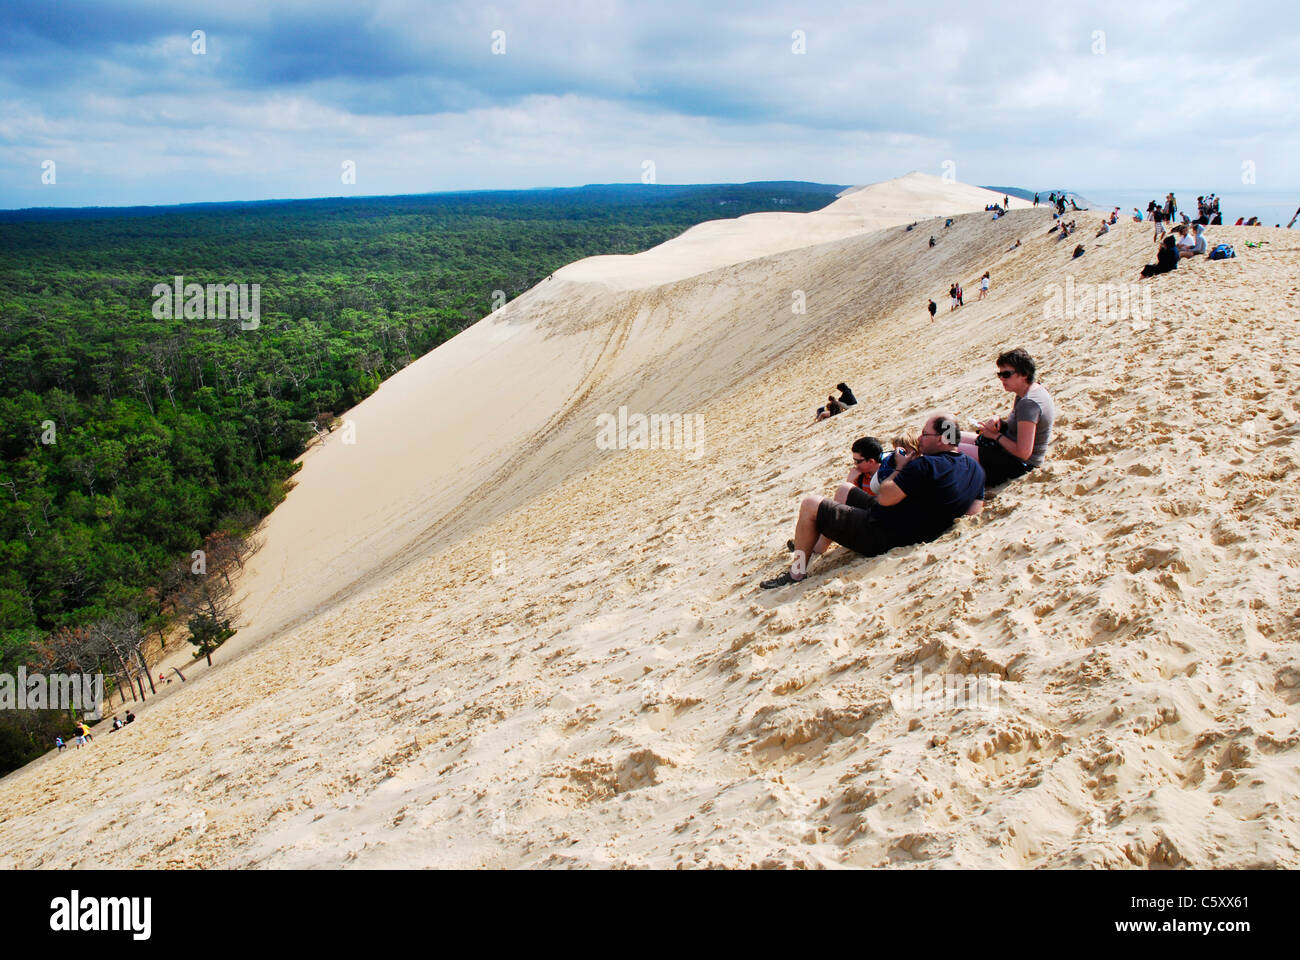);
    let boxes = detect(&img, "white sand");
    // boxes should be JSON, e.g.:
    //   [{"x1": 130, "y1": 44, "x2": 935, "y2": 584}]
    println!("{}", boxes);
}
[{"x1": 2, "y1": 174, "x2": 1297, "y2": 869}]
